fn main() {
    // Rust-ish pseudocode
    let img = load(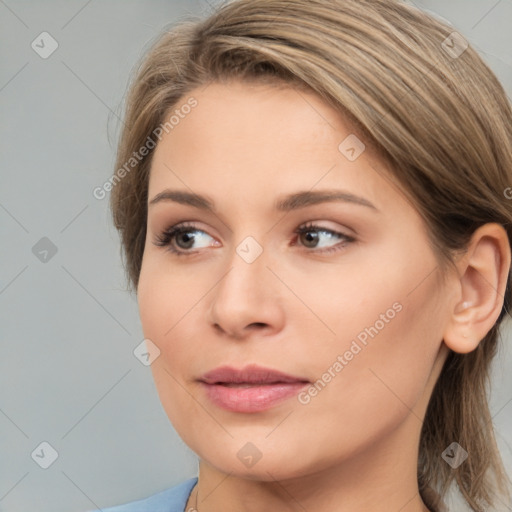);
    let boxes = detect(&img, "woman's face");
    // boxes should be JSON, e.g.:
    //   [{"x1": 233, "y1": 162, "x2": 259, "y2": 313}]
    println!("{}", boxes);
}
[{"x1": 137, "y1": 80, "x2": 453, "y2": 480}]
